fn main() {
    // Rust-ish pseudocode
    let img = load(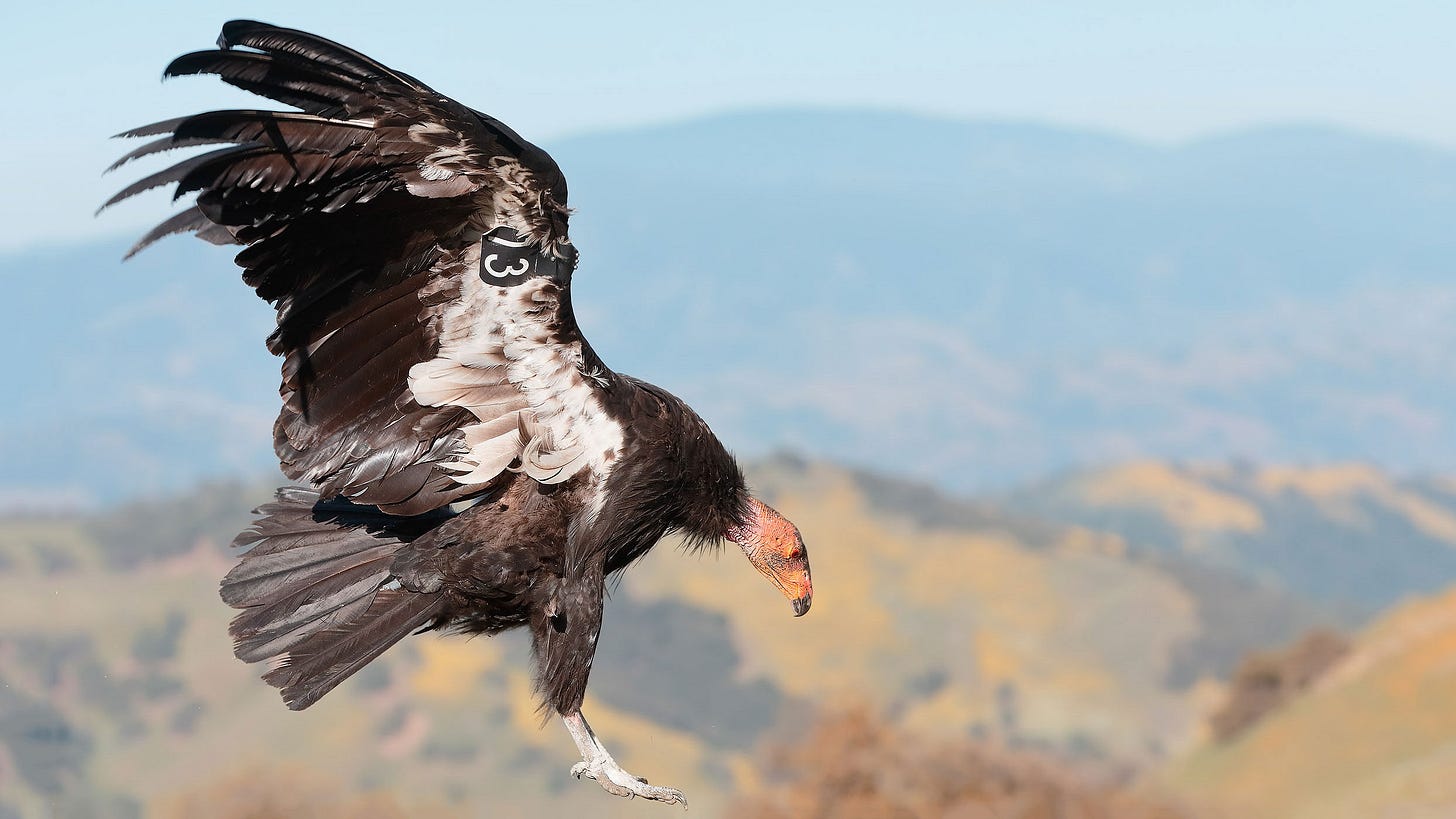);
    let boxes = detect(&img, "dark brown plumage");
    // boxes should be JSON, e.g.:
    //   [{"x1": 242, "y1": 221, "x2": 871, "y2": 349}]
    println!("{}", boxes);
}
[{"x1": 107, "y1": 20, "x2": 813, "y2": 806}]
